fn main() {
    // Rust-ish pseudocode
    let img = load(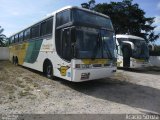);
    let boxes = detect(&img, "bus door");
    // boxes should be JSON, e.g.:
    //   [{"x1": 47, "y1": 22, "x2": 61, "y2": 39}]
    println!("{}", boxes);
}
[{"x1": 61, "y1": 28, "x2": 72, "y2": 61}]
